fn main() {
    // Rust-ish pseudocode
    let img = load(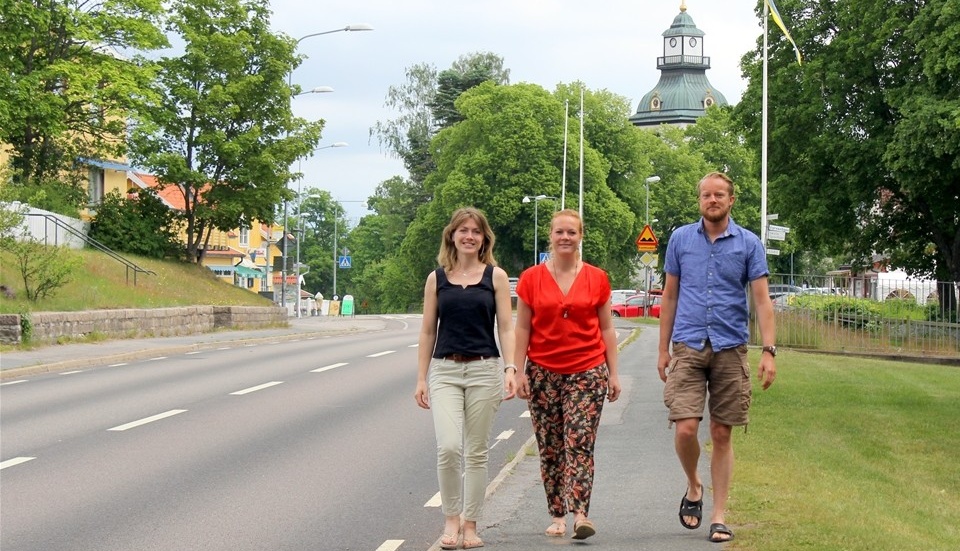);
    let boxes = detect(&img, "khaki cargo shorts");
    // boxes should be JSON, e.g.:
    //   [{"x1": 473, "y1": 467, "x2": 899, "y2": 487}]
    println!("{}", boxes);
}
[{"x1": 663, "y1": 341, "x2": 752, "y2": 427}]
